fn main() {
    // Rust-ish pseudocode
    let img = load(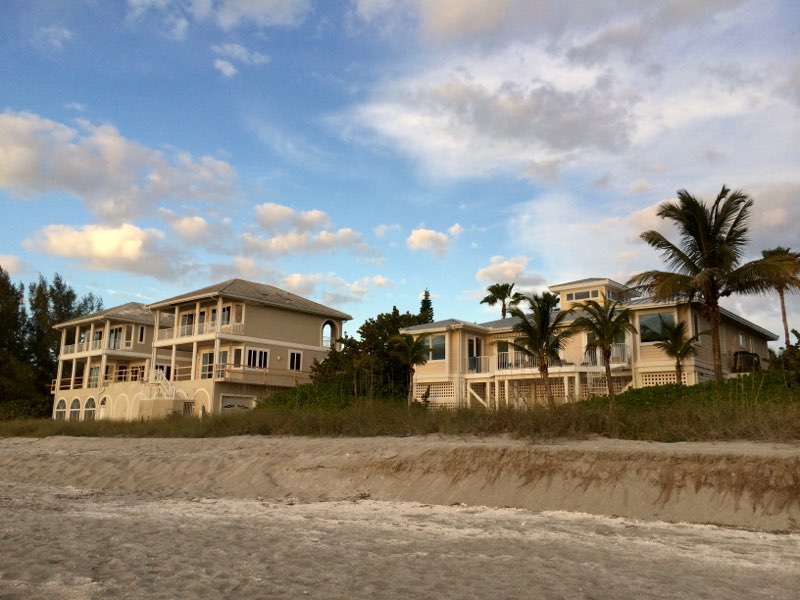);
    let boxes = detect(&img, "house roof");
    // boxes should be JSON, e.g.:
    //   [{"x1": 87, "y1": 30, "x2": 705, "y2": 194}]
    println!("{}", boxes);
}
[
  {"x1": 401, "y1": 318, "x2": 475, "y2": 333},
  {"x1": 549, "y1": 277, "x2": 628, "y2": 291},
  {"x1": 54, "y1": 302, "x2": 173, "y2": 329},
  {"x1": 148, "y1": 278, "x2": 352, "y2": 320}
]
